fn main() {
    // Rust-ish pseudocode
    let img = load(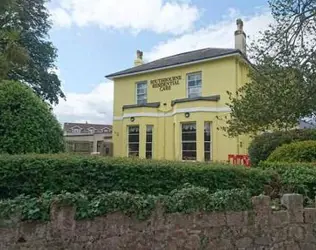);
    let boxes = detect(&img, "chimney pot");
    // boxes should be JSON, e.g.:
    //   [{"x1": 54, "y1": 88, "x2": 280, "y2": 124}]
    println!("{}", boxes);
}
[{"x1": 134, "y1": 50, "x2": 144, "y2": 66}]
